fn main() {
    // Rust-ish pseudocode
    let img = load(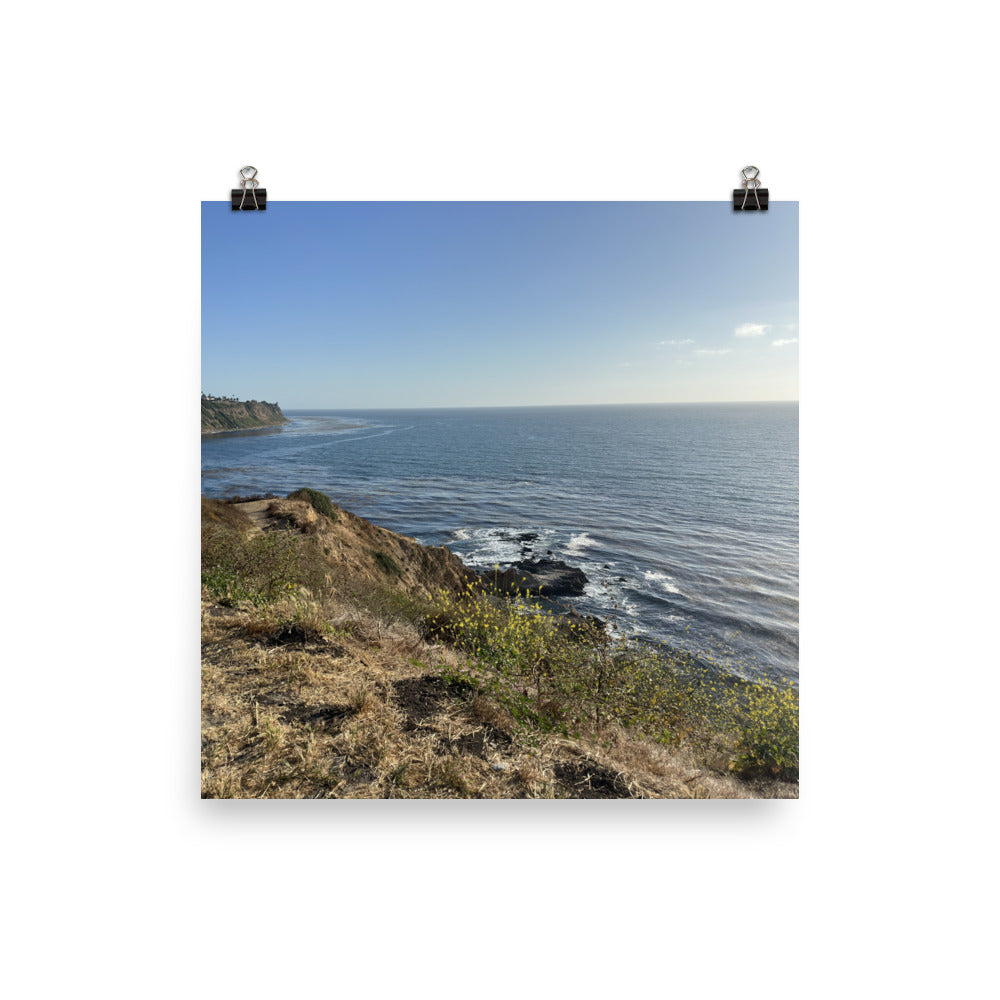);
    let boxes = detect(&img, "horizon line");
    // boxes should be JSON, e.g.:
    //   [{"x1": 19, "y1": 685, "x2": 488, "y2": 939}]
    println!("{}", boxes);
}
[{"x1": 281, "y1": 399, "x2": 799, "y2": 411}]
